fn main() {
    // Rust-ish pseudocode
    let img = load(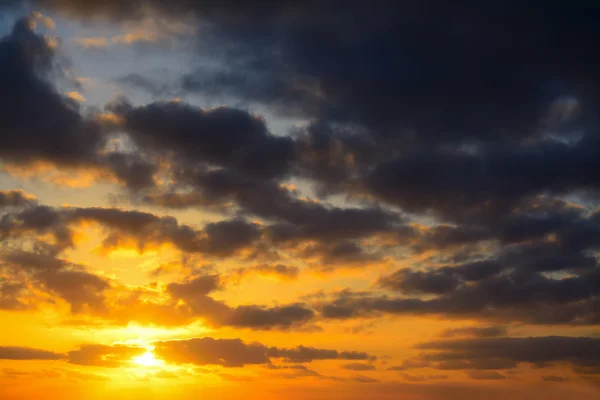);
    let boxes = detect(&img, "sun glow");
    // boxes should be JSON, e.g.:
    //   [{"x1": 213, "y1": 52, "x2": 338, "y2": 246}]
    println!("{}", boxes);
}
[{"x1": 132, "y1": 350, "x2": 164, "y2": 368}]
